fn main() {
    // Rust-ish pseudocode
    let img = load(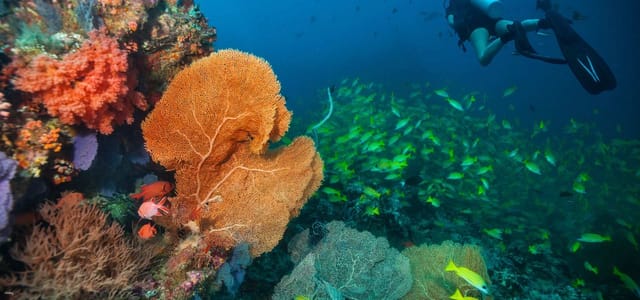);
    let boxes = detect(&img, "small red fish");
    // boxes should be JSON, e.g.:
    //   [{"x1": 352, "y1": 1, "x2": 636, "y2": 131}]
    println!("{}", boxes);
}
[
  {"x1": 130, "y1": 181, "x2": 173, "y2": 202},
  {"x1": 402, "y1": 240, "x2": 416, "y2": 248},
  {"x1": 138, "y1": 223, "x2": 157, "y2": 239}
]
